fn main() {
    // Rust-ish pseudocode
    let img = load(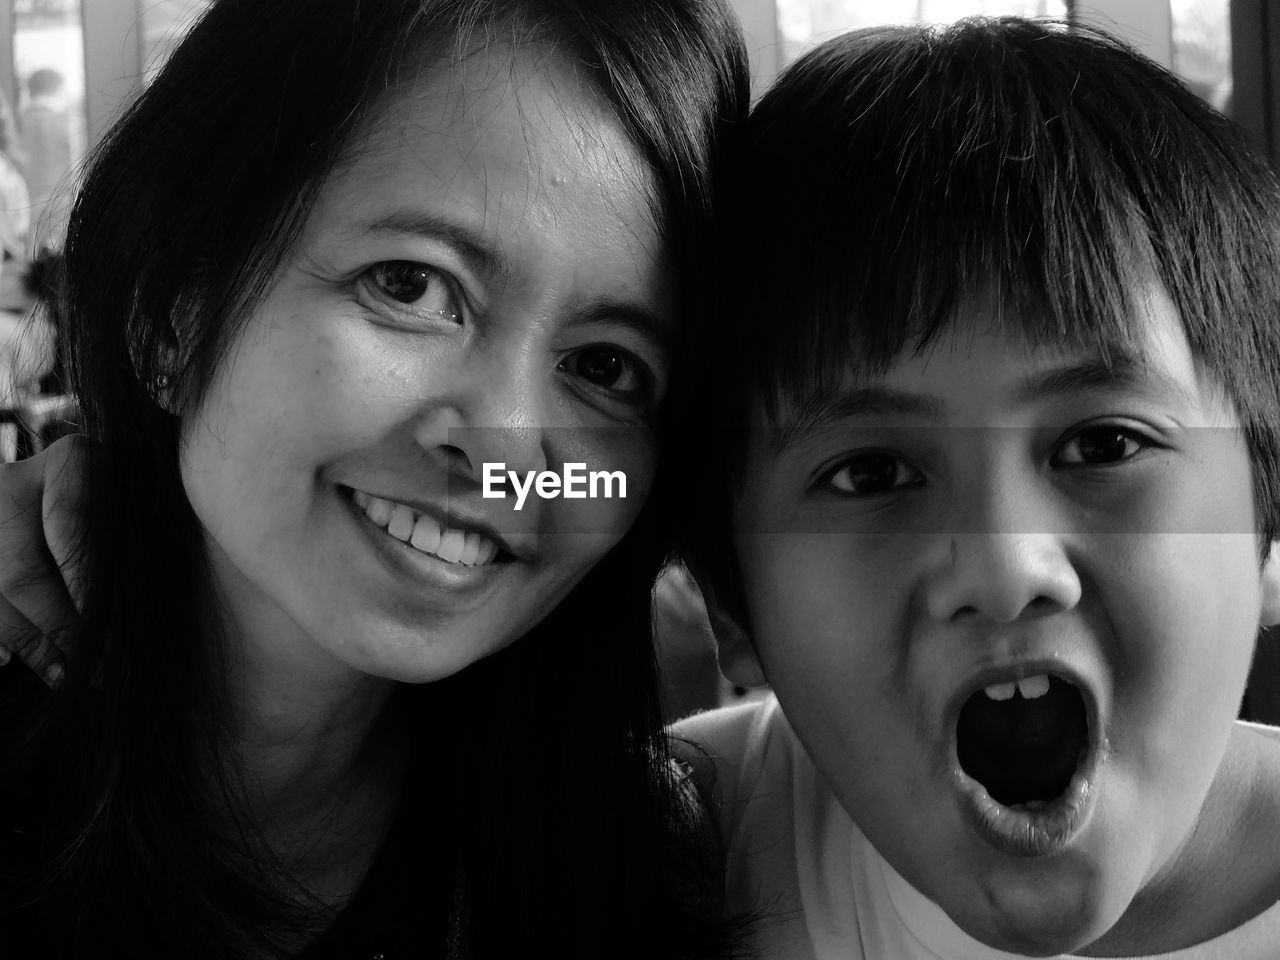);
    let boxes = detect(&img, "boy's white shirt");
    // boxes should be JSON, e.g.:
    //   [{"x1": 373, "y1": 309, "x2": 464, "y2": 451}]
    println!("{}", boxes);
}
[{"x1": 674, "y1": 696, "x2": 1280, "y2": 960}]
